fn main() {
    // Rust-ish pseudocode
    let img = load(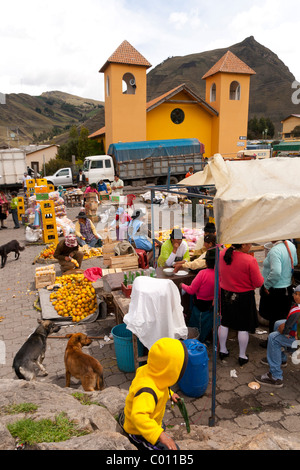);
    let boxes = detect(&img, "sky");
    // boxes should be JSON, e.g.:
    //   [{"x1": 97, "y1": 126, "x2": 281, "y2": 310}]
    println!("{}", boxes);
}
[{"x1": 1, "y1": 0, "x2": 300, "y2": 102}]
